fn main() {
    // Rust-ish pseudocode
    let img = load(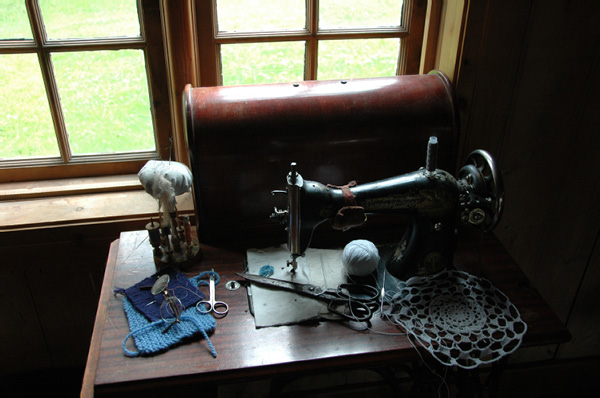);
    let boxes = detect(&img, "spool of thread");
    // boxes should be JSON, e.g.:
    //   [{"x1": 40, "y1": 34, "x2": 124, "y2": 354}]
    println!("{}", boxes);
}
[
  {"x1": 146, "y1": 221, "x2": 161, "y2": 246},
  {"x1": 182, "y1": 215, "x2": 192, "y2": 244},
  {"x1": 342, "y1": 240, "x2": 380, "y2": 276}
]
